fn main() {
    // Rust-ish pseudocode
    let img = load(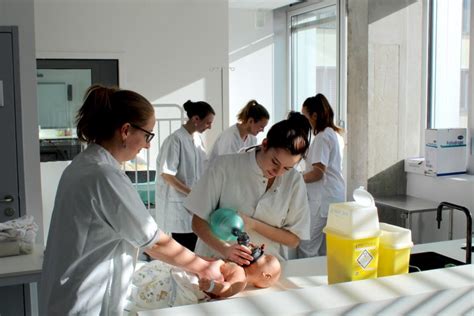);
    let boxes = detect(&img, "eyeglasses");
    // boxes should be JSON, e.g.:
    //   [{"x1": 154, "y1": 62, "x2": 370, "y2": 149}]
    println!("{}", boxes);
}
[{"x1": 130, "y1": 124, "x2": 155, "y2": 143}]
